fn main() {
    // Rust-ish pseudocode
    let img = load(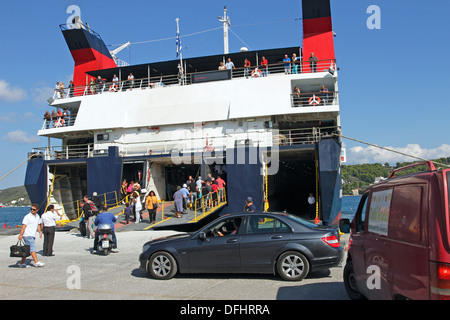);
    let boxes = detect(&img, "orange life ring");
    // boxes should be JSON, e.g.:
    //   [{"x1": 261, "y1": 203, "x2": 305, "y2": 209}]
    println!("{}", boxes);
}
[
  {"x1": 109, "y1": 84, "x2": 118, "y2": 92},
  {"x1": 54, "y1": 118, "x2": 64, "y2": 128},
  {"x1": 251, "y1": 69, "x2": 262, "y2": 78},
  {"x1": 309, "y1": 95, "x2": 321, "y2": 106}
]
